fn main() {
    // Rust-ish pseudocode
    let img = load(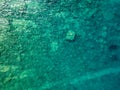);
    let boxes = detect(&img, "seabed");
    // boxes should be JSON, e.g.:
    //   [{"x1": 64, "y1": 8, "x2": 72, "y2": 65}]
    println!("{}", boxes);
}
[{"x1": 0, "y1": 0, "x2": 120, "y2": 90}]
